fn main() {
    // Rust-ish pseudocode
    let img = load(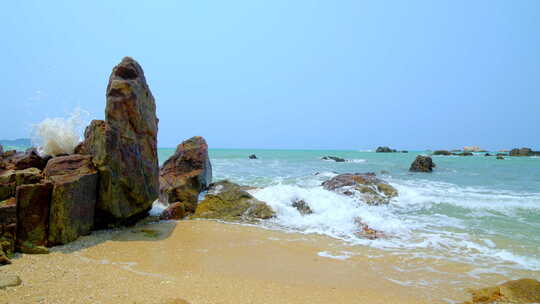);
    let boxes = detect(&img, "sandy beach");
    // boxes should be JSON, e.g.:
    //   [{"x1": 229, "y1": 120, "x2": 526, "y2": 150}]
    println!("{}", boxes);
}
[{"x1": 1, "y1": 219, "x2": 530, "y2": 304}]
